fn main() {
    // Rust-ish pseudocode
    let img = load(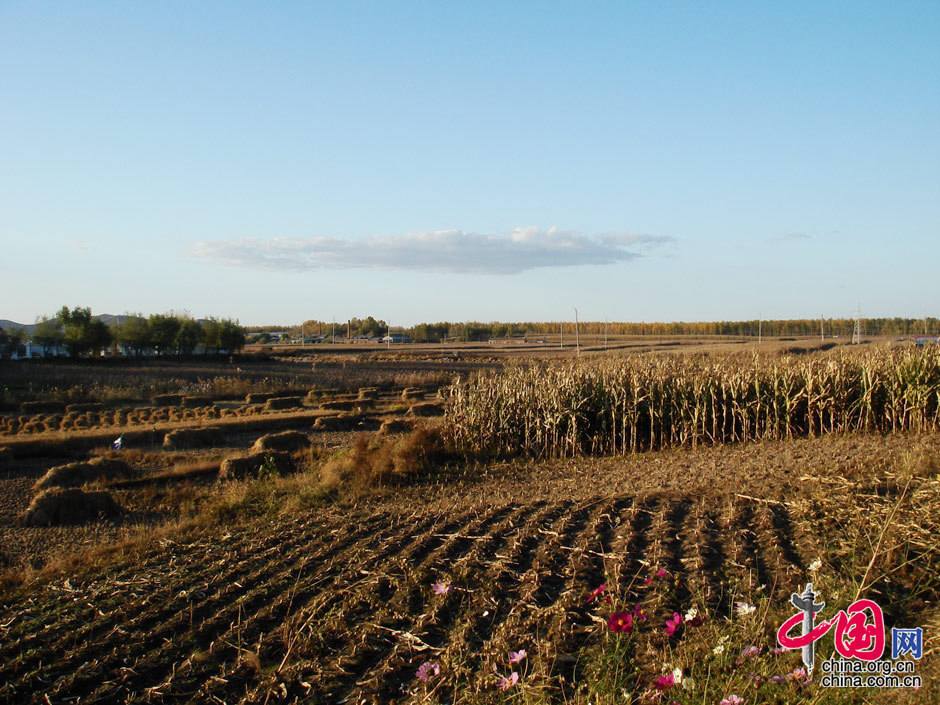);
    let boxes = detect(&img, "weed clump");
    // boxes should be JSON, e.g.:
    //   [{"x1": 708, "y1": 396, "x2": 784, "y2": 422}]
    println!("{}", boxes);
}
[
  {"x1": 319, "y1": 425, "x2": 450, "y2": 492},
  {"x1": 219, "y1": 451, "x2": 295, "y2": 481}
]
